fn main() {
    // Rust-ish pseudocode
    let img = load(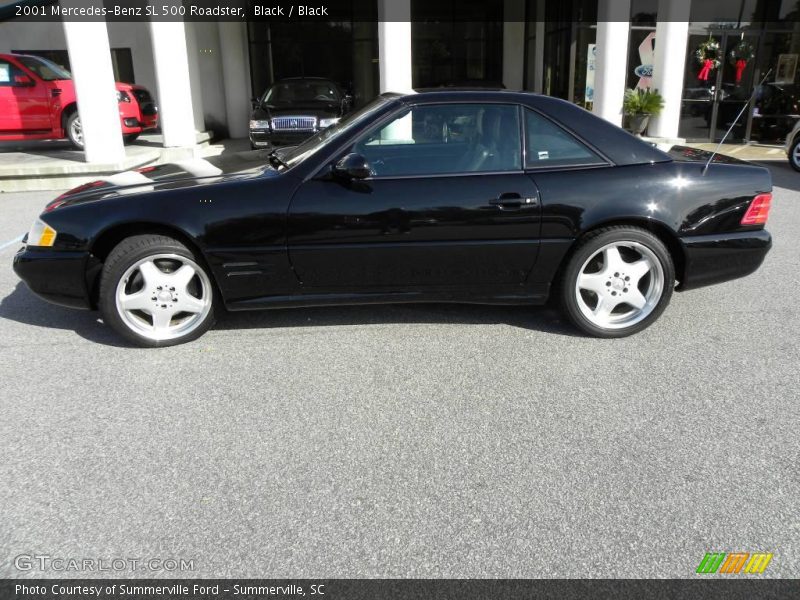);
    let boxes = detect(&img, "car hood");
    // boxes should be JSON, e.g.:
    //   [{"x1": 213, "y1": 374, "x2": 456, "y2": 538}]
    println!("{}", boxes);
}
[
  {"x1": 48, "y1": 151, "x2": 279, "y2": 209},
  {"x1": 48, "y1": 80, "x2": 140, "y2": 93},
  {"x1": 666, "y1": 144, "x2": 752, "y2": 165}
]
